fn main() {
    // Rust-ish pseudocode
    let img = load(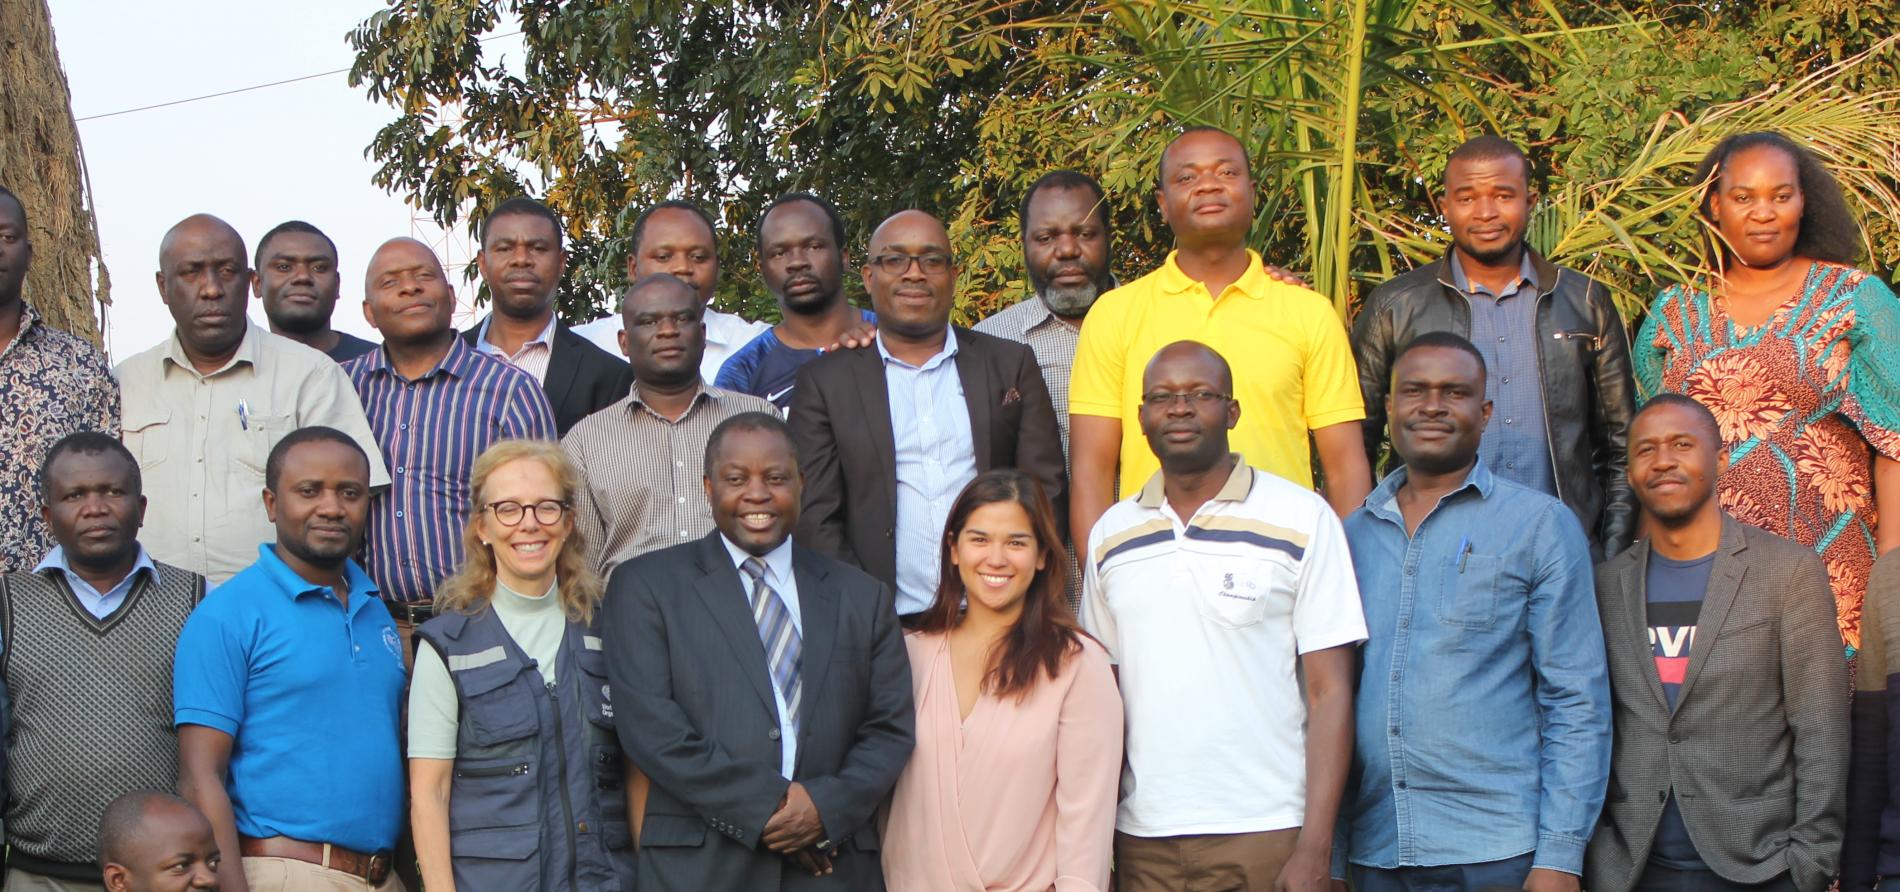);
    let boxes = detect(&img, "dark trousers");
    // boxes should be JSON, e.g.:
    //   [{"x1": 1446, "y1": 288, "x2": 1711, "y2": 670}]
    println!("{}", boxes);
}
[
  {"x1": 1633, "y1": 864, "x2": 1796, "y2": 891},
  {"x1": 1350, "y1": 852, "x2": 1536, "y2": 891}
]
